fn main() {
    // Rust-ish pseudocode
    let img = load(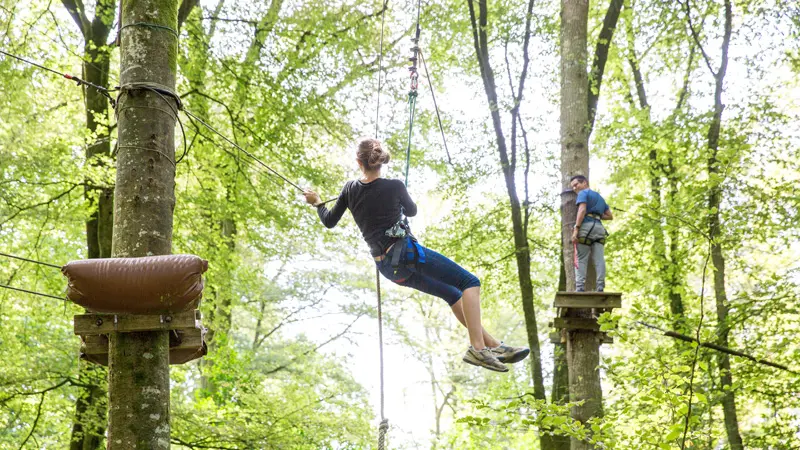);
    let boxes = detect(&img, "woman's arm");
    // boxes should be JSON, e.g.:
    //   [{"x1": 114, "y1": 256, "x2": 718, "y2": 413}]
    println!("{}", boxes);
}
[
  {"x1": 304, "y1": 184, "x2": 349, "y2": 228},
  {"x1": 397, "y1": 181, "x2": 417, "y2": 217}
]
